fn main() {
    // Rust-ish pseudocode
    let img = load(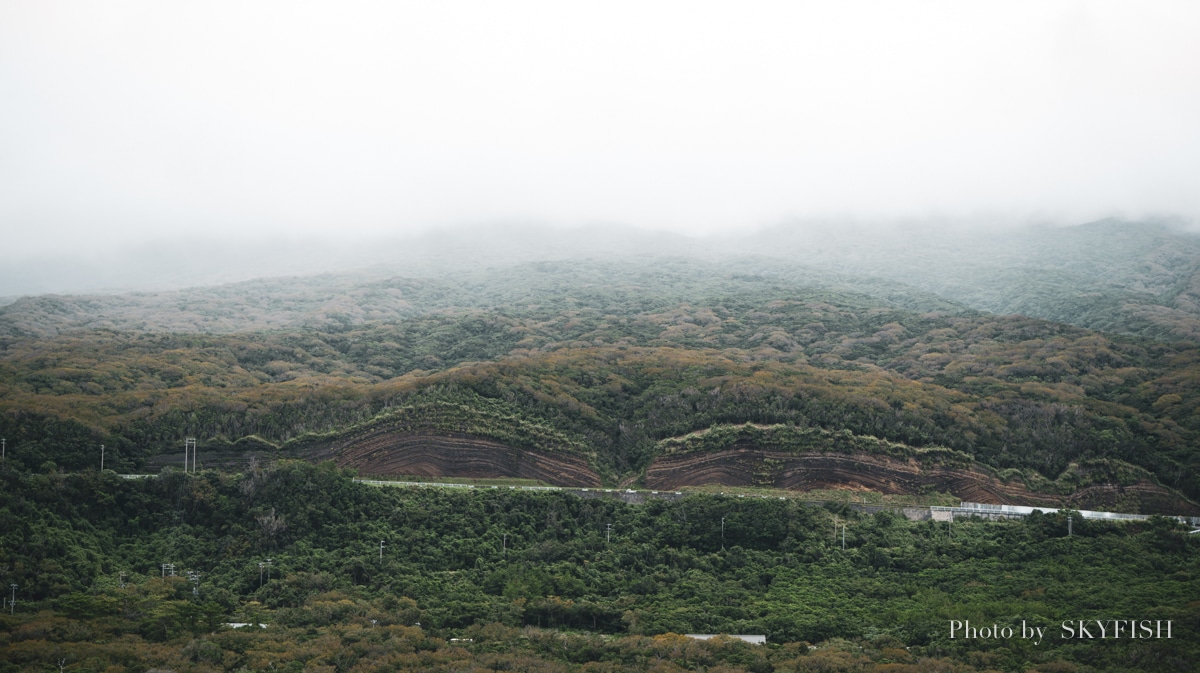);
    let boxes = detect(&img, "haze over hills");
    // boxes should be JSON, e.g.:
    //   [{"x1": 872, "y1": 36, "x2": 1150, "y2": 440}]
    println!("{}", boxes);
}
[
  {"x1": 4, "y1": 218, "x2": 1200, "y2": 338},
  {"x1": 750, "y1": 218, "x2": 1200, "y2": 342},
  {"x1": 3, "y1": 219, "x2": 1200, "y2": 515},
  {"x1": 5, "y1": 4, "x2": 1200, "y2": 668}
]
